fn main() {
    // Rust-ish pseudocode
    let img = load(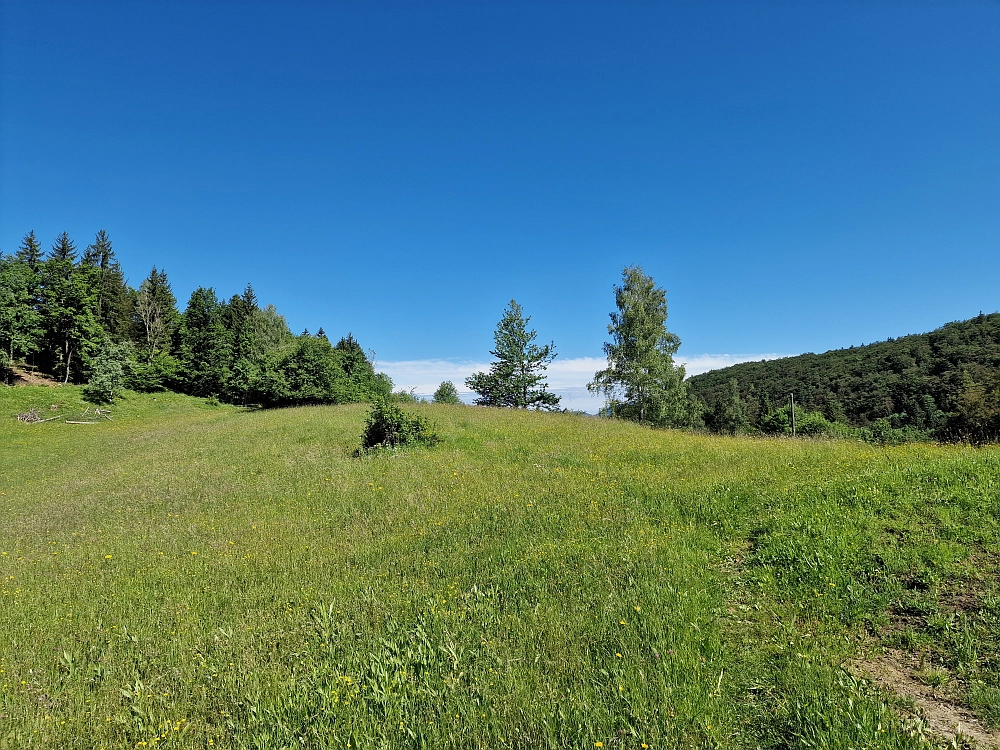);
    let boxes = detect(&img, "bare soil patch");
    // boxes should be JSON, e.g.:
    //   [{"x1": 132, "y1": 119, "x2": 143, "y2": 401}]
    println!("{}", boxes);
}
[
  {"x1": 848, "y1": 649, "x2": 1000, "y2": 749},
  {"x1": 8, "y1": 365, "x2": 61, "y2": 387}
]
